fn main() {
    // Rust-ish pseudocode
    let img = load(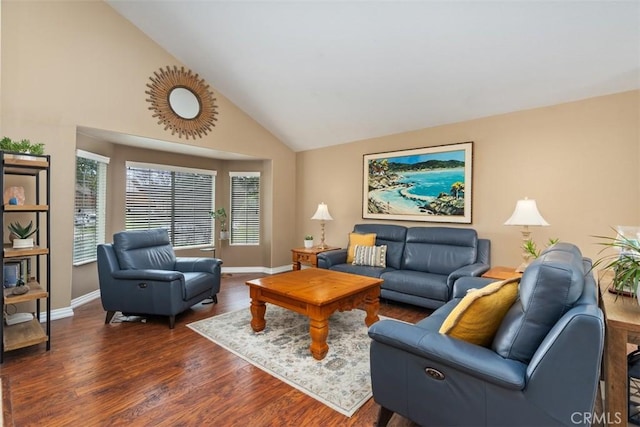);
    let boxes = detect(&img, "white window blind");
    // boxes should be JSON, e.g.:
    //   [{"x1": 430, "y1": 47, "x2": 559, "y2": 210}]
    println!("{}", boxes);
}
[
  {"x1": 126, "y1": 162, "x2": 215, "y2": 248},
  {"x1": 73, "y1": 150, "x2": 109, "y2": 265},
  {"x1": 230, "y1": 172, "x2": 260, "y2": 245}
]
